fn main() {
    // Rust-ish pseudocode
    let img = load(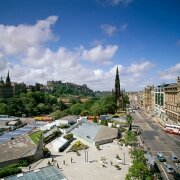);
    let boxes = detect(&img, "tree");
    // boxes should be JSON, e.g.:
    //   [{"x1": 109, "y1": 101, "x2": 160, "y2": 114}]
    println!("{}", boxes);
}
[
  {"x1": 0, "y1": 103, "x2": 8, "y2": 114},
  {"x1": 69, "y1": 103, "x2": 83, "y2": 115},
  {"x1": 93, "y1": 116, "x2": 98, "y2": 123},
  {"x1": 100, "y1": 120, "x2": 108, "y2": 126},
  {"x1": 126, "y1": 161, "x2": 152, "y2": 180},
  {"x1": 124, "y1": 131, "x2": 137, "y2": 146},
  {"x1": 51, "y1": 110, "x2": 67, "y2": 120},
  {"x1": 125, "y1": 114, "x2": 132, "y2": 127},
  {"x1": 90, "y1": 102, "x2": 102, "y2": 116},
  {"x1": 126, "y1": 149, "x2": 153, "y2": 180}
]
